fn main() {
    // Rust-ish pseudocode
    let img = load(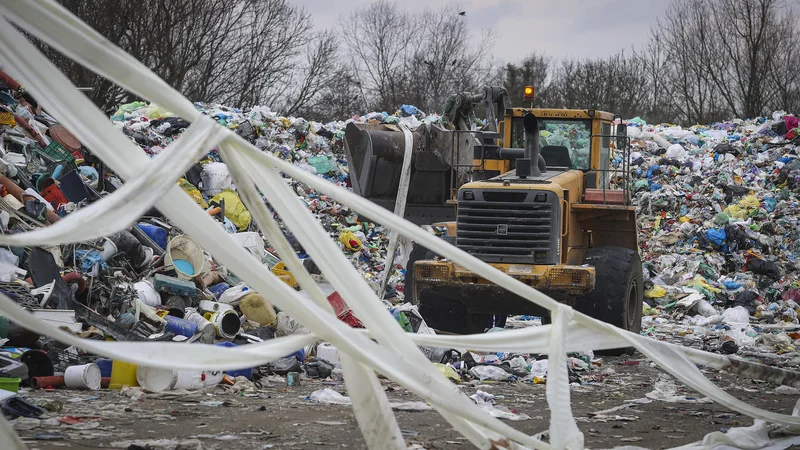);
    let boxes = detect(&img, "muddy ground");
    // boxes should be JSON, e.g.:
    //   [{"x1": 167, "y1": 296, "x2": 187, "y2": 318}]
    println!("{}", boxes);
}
[{"x1": 10, "y1": 354, "x2": 800, "y2": 450}]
